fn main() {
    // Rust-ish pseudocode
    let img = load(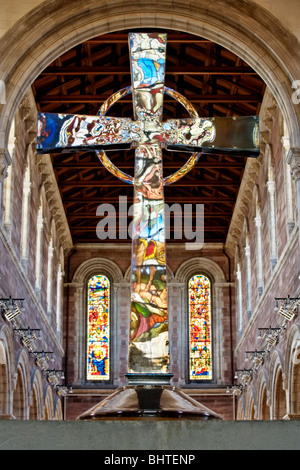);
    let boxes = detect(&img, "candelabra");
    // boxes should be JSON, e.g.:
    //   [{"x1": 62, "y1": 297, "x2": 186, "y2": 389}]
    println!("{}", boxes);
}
[
  {"x1": 31, "y1": 351, "x2": 54, "y2": 371},
  {"x1": 231, "y1": 296, "x2": 299, "y2": 401},
  {"x1": 14, "y1": 327, "x2": 41, "y2": 352},
  {"x1": 234, "y1": 369, "x2": 253, "y2": 385},
  {"x1": 275, "y1": 296, "x2": 300, "y2": 322},
  {"x1": 258, "y1": 326, "x2": 281, "y2": 347},
  {"x1": 0, "y1": 297, "x2": 24, "y2": 324},
  {"x1": 226, "y1": 385, "x2": 244, "y2": 396},
  {"x1": 46, "y1": 369, "x2": 65, "y2": 387},
  {"x1": 245, "y1": 350, "x2": 266, "y2": 370},
  {"x1": 55, "y1": 385, "x2": 73, "y2": 397}
]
